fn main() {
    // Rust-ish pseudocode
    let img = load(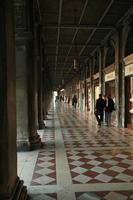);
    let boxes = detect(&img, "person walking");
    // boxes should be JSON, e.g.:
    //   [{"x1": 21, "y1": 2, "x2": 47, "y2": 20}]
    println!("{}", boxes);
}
[
  {"x1": 105, "y1": 94, "x2": 115, "y2": 126},
  {"x1": 72, "y1": 95, "x2": 77, "y2": 109},
  {"x1": 95, "y1": 94, "x2": 105, "y2": 126}
]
